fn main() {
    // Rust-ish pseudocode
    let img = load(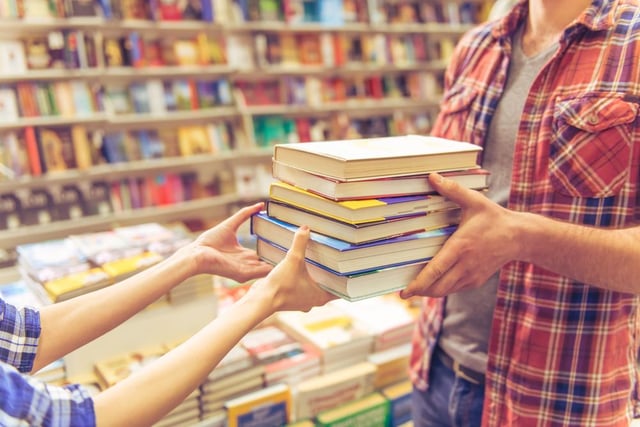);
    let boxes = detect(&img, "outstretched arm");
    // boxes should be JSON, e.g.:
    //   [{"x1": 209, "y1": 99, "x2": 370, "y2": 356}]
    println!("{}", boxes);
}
[
  {"x1": 34, "y1": 203, "x2": 273, "y2": 373},
  {"x1": 400, "y1": 173, "x2": 640, "y2": 298},
  {"x1": 93, "y1": 225, "x2": 335, "y2": 427}
]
